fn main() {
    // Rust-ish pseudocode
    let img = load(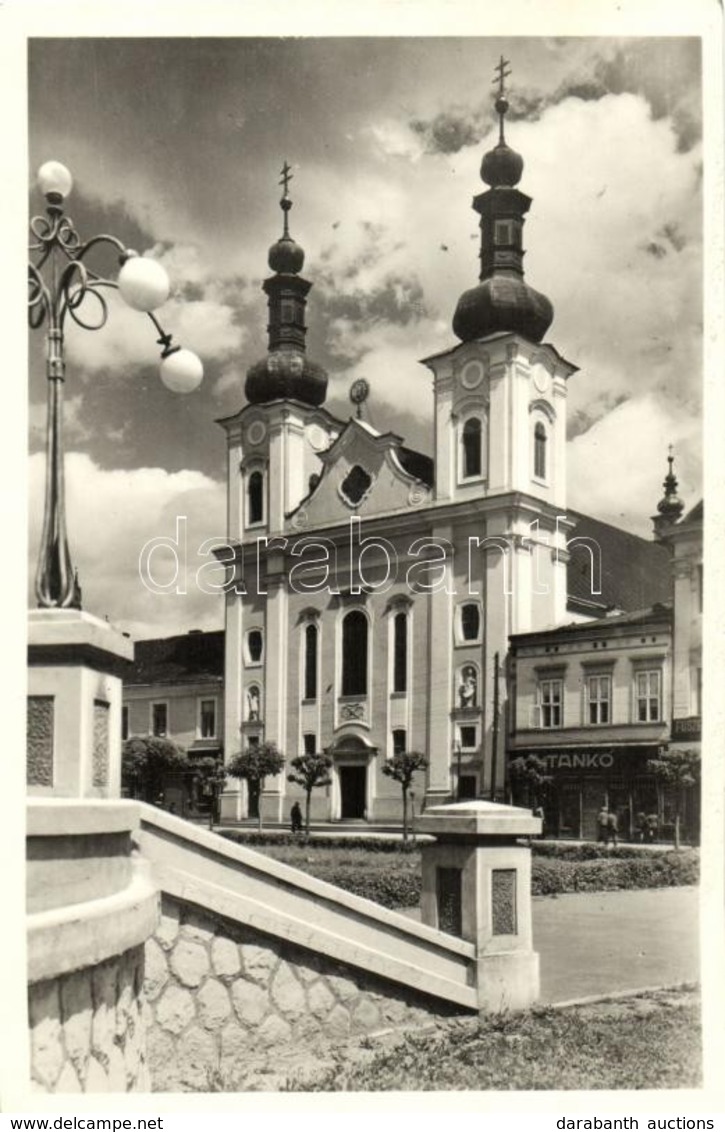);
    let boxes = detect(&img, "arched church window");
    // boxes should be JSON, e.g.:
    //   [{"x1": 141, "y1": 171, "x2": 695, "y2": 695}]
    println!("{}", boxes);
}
[
  {"x1": 341, "y1": 610, "x2": 368, "y2": 696},
  {"x1": 304, "y1": 623, "x2": 318, "y2": 701},
  {"x1": 248, "y1": 470, "x2": 264, "y2": 525},
  {"x1": 393, "y1": 611, "x2": 407, "y2": 693},
  {"x1": 246, "y1": 629, "x2": 263, "y2": 665},
  {"x1": 534, "y1": 422, "x2": 547, "y2": 480},
  {"x1": 461, "y1": 603, "x2": 480, "y2": 642},
  {"x1": 462, "y1": 417, "x2": 482, "y2": 479}
]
